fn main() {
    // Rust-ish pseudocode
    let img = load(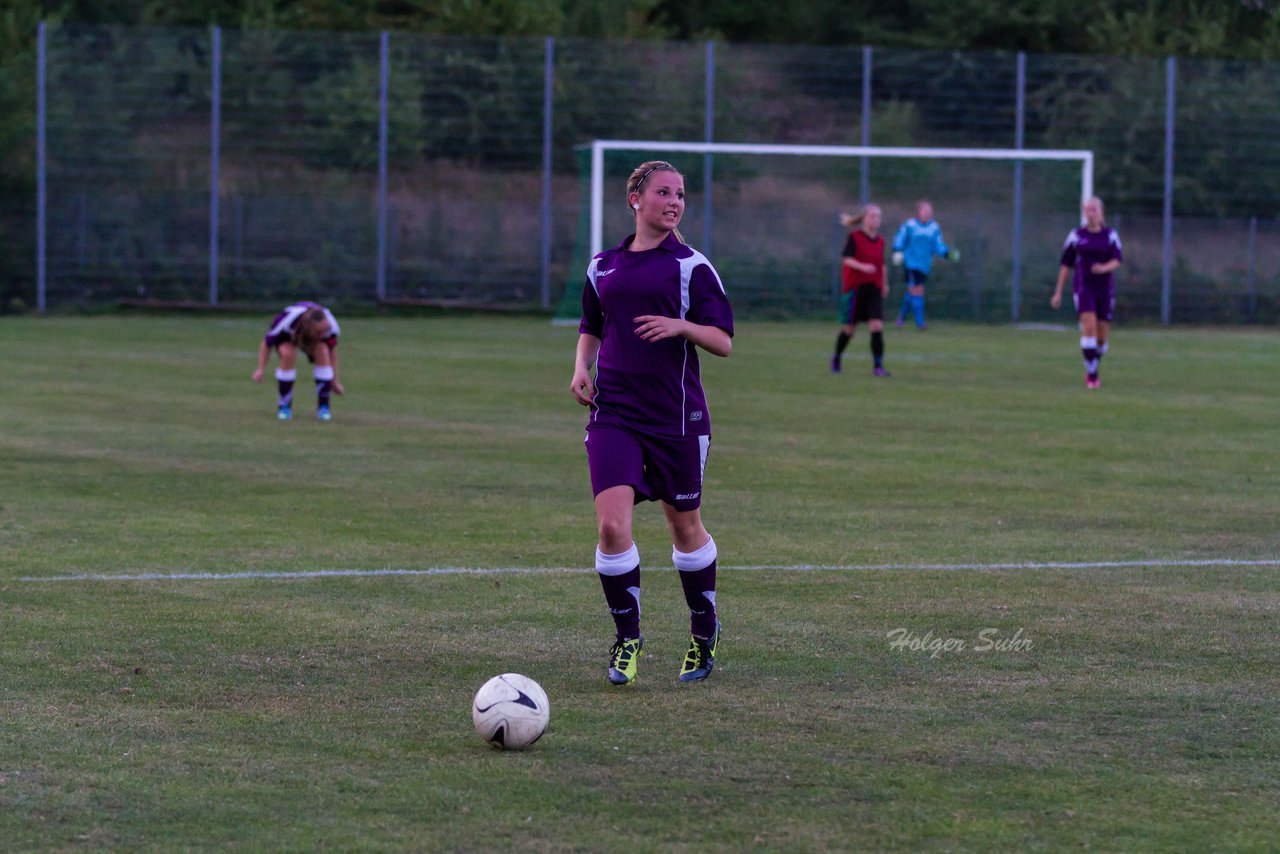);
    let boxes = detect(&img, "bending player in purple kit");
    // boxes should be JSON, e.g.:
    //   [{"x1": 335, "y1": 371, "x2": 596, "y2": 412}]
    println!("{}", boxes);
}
[
  {"x1": 570, "y1": 160, "x2": 734, "y2": 686},
  {"x1": 1051, "y1": 197, "x2": 1123, "y2": 389},
  {"x1": 251, "y1": 302, "x2": 344, "y2": 420},
  {"x1": 831, "y1": 204, "x2": 890, "y2": 377}
]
